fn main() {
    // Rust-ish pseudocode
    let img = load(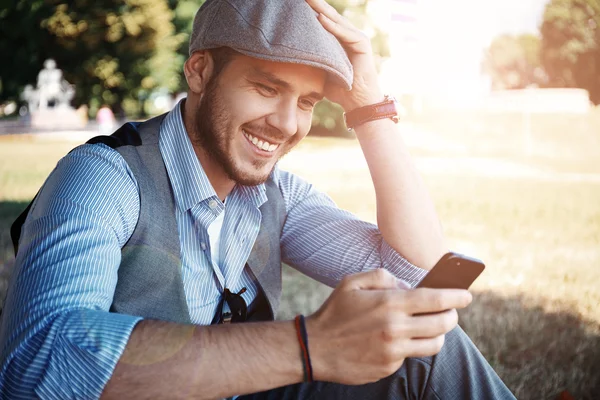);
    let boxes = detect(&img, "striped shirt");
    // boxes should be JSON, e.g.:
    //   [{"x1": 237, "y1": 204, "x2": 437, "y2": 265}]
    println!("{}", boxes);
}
[{"x1": 0, "y1": 102, "x2": 427, "y2": 399}]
